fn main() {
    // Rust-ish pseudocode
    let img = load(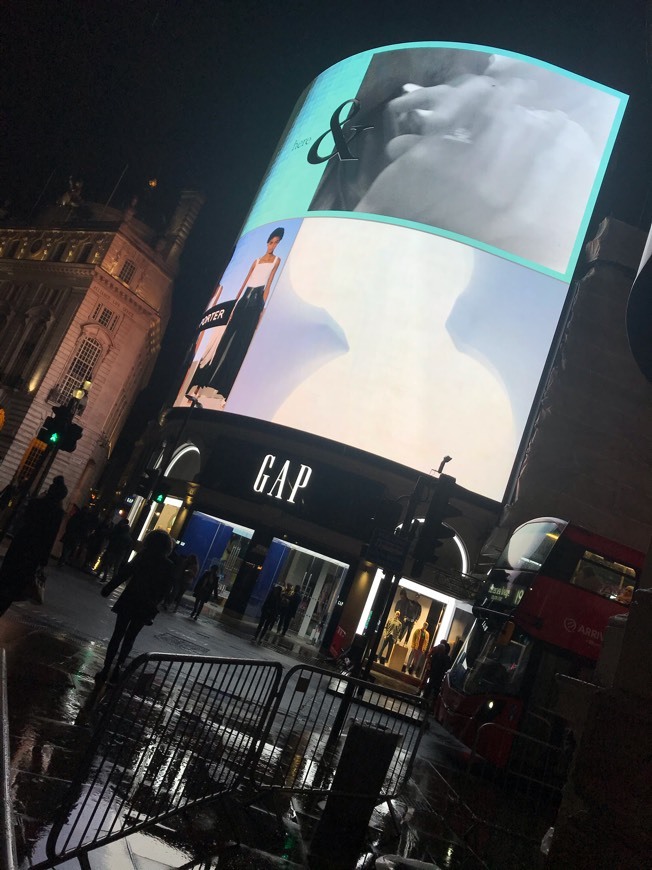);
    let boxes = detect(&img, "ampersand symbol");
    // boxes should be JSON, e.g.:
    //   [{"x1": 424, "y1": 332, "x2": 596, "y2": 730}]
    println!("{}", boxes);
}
[{"x1": 307, "y1": 99, "x2": 373, "y2": 164}]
